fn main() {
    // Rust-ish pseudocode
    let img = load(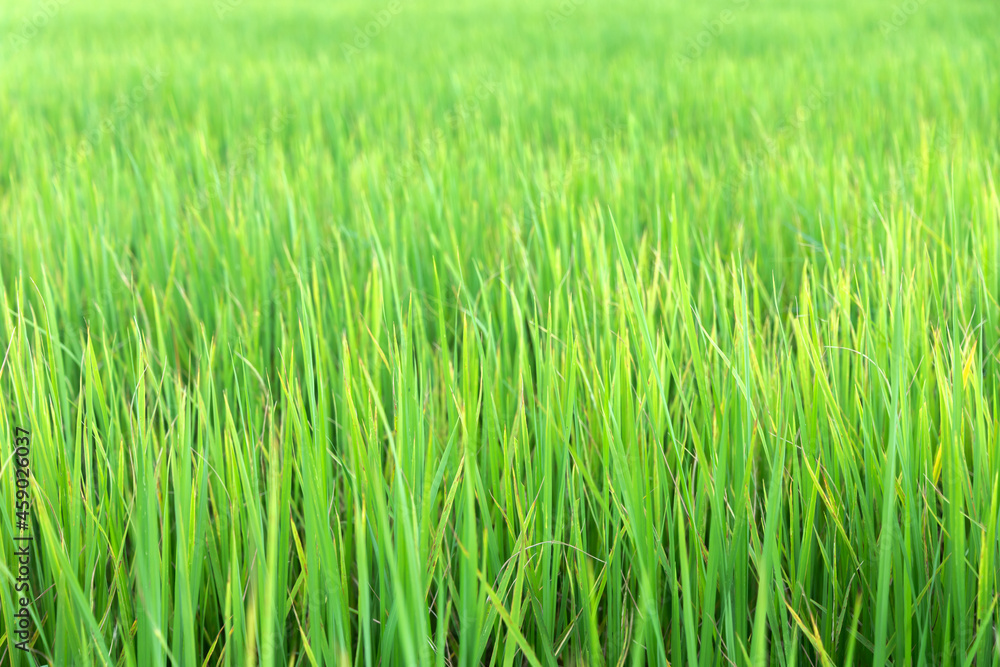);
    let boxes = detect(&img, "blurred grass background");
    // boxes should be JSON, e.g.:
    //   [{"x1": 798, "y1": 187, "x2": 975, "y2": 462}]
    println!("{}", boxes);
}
[{"x1": 1, "y1": 0, "x2": 999, "y2": 665}]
